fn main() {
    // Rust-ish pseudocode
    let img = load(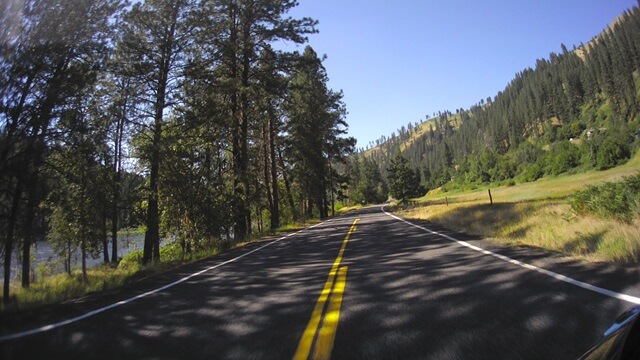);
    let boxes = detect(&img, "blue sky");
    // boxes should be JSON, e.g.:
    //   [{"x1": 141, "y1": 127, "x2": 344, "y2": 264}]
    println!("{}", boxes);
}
[{"x1": 279, "y1": 0, "x2": 638, "y2": 148}]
